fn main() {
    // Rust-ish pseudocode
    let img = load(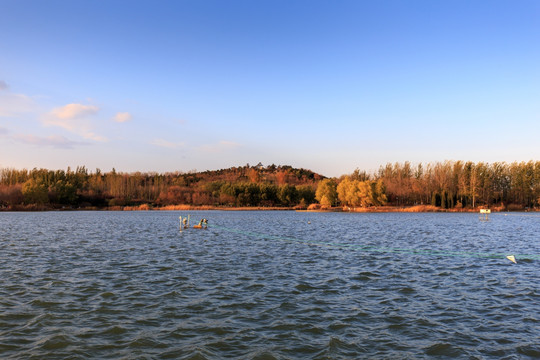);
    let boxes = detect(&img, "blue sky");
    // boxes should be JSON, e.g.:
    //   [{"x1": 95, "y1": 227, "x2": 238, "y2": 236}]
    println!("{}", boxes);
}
[{"x1": 1, "y1": 0, "x2": 539, "y2": 177}]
